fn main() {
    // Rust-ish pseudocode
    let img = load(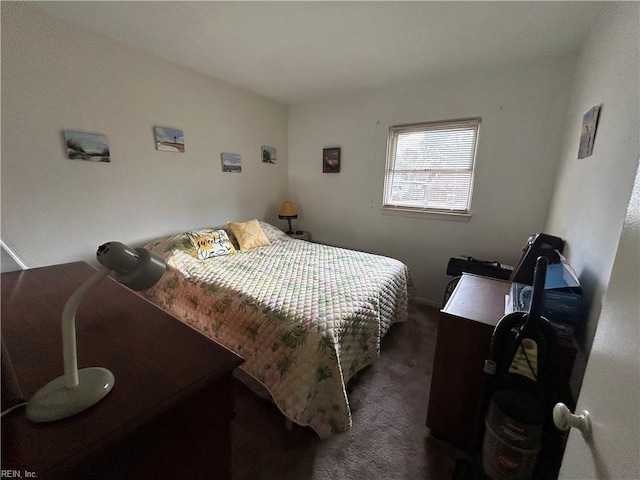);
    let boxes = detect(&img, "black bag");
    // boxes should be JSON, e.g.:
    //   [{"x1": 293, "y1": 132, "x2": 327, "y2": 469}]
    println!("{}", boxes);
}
[{"x1": 446, "y1": 256, "x2": 512, "y2": 280}]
